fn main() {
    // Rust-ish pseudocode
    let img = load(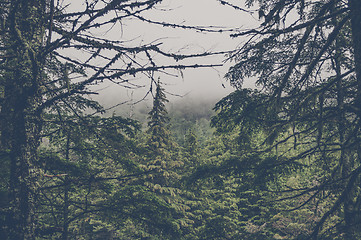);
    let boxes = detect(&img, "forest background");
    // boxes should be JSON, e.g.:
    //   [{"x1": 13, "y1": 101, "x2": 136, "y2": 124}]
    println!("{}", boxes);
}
[{"x1": 1, "y1": 0, "x2": 361, "y2": 239}]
